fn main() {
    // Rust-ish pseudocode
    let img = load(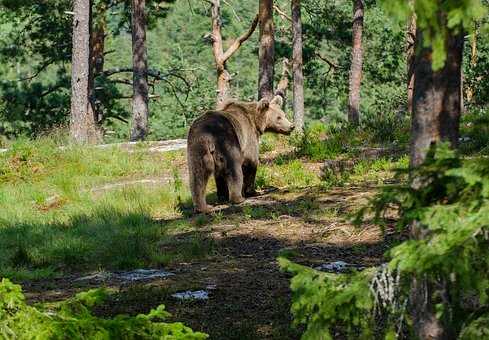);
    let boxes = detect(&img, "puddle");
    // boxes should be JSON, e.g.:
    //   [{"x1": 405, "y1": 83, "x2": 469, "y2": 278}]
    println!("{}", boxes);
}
[
  {"x1": 172, "y1": 290, "x2": 209, "y2": 300},
  {"x1": 314, "y1": 261, "x2": 364, "y2": 273},
  {"x1": 76, "y1": 269, "x2": 174, "y2": 283},
  {"x1": 116, "y1": 269, "x2": 175, "y2": 282}
]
